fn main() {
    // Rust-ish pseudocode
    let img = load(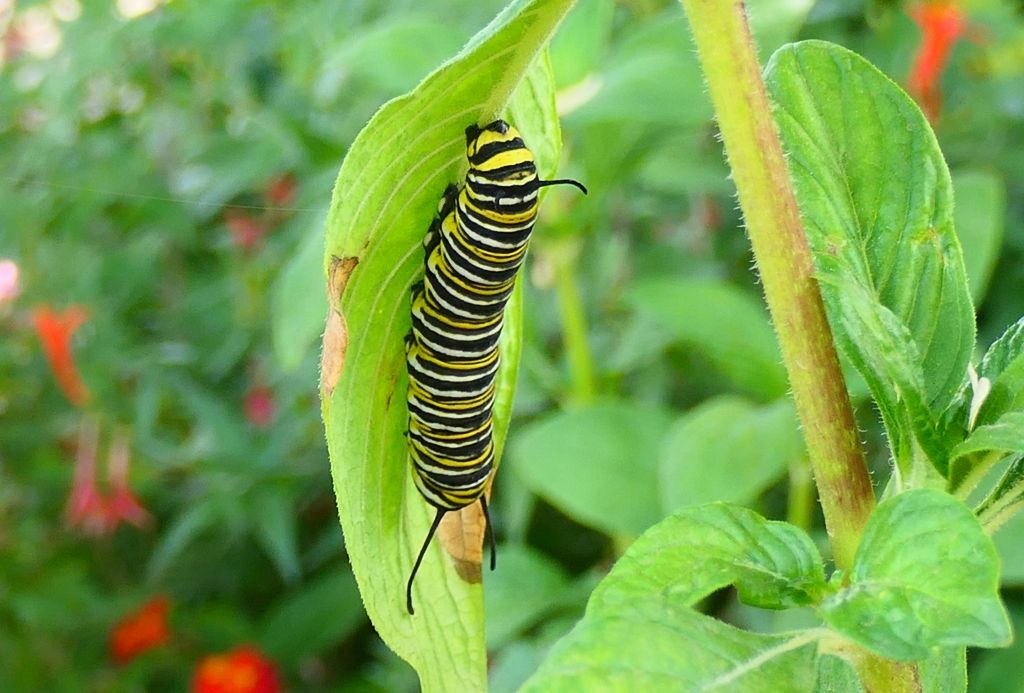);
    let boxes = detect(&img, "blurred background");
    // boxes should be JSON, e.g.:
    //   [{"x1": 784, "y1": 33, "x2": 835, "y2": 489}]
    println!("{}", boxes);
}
[{"x1": 2, "y1": 0, "x2": 1023, "y2": 690}]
